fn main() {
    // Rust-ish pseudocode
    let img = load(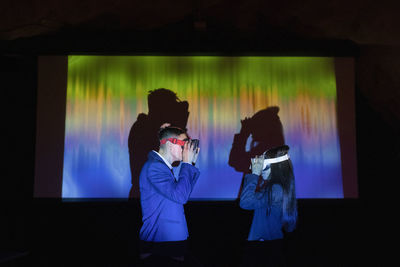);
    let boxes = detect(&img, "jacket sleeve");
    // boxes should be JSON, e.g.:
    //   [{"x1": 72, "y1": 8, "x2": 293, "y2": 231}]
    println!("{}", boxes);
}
[
  {"x1": 178, "y1": 163, "x2": 200, "y2": 191},
  {"x1": 147, "y1": 161, "x2": 200, "y2": 204},
  {"x1": 239, "y1": 174, "x2": 268, "y2": 210}
]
